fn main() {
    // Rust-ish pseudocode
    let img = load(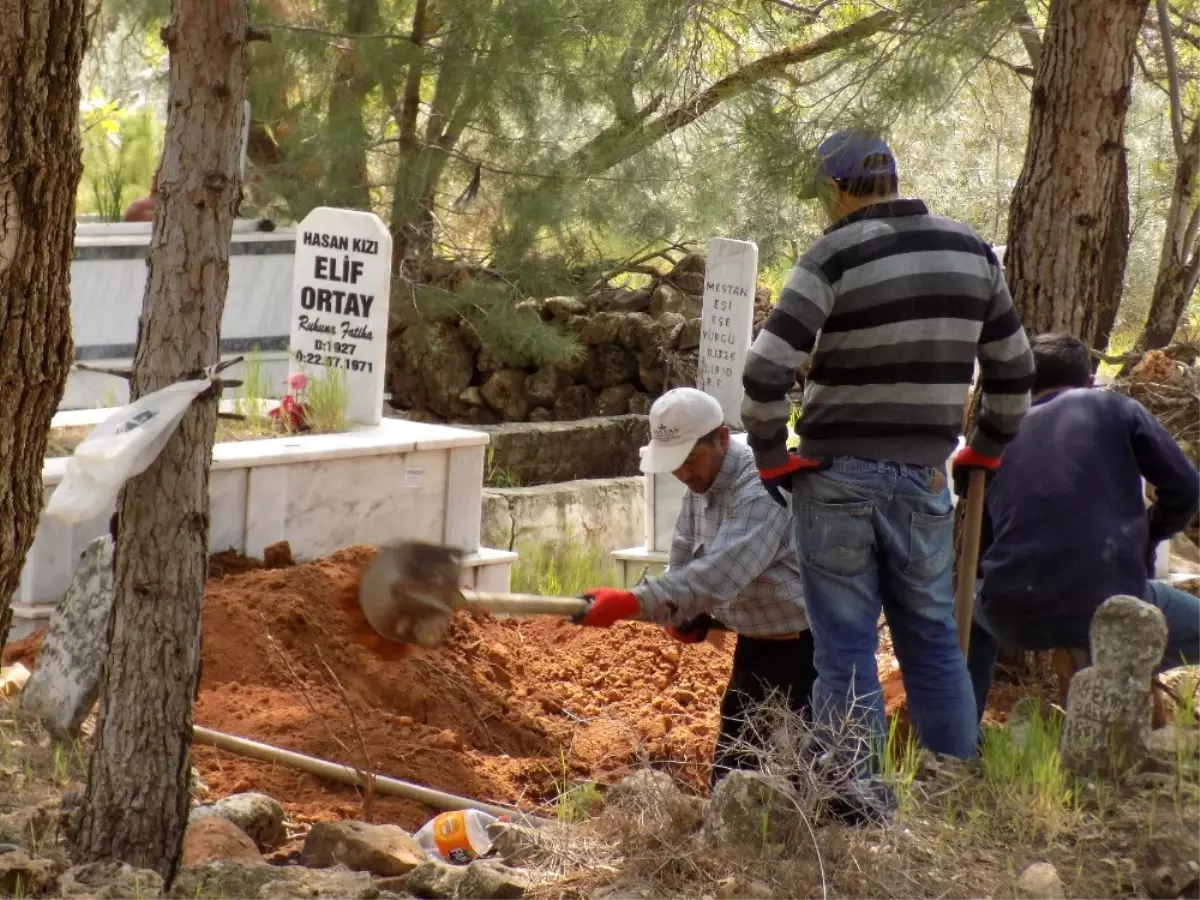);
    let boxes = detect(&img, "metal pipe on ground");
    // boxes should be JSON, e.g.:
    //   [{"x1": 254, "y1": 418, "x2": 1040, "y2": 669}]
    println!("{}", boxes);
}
[{"x1": 192, "y1": 724, "x2": 548, "y2": 827}]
